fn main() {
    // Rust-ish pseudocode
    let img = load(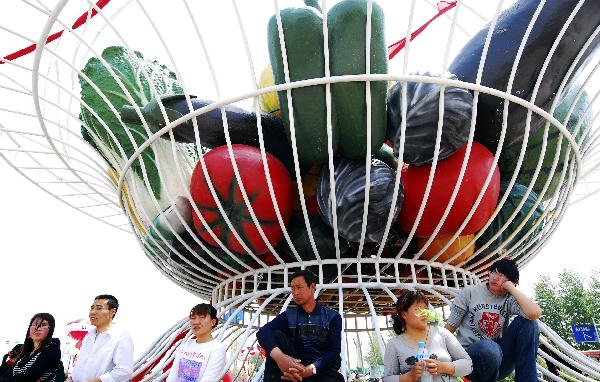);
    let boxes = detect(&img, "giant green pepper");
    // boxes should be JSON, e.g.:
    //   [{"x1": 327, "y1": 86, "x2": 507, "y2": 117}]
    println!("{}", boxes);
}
[
  {"x1": 267, "y1": 7, "x2": 330, "y2": 166},
  {"x1": 267, "y1": 0, "x2": 387, "y2": 166},
  {"x1": 328, "y1": 0, "x2": 387, "y2": 160}
]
